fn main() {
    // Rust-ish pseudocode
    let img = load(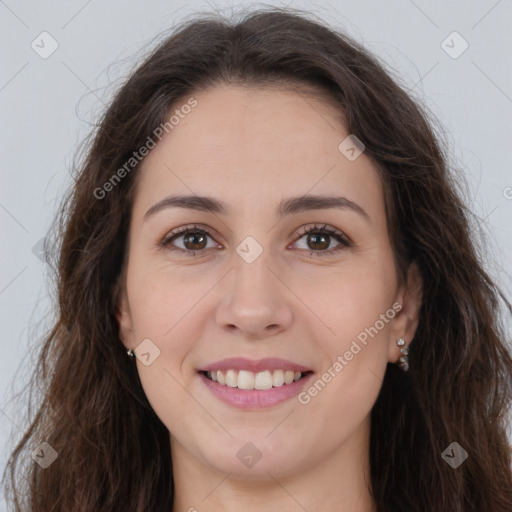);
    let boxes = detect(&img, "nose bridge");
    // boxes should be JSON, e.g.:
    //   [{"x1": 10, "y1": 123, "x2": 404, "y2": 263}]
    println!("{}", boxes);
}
[
  {"x1": 231, "y1": 238, "x2": 282, "y2": 311},
  {"x1": 215, "y1": 236, "x2": 293, "y2": 337}
]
